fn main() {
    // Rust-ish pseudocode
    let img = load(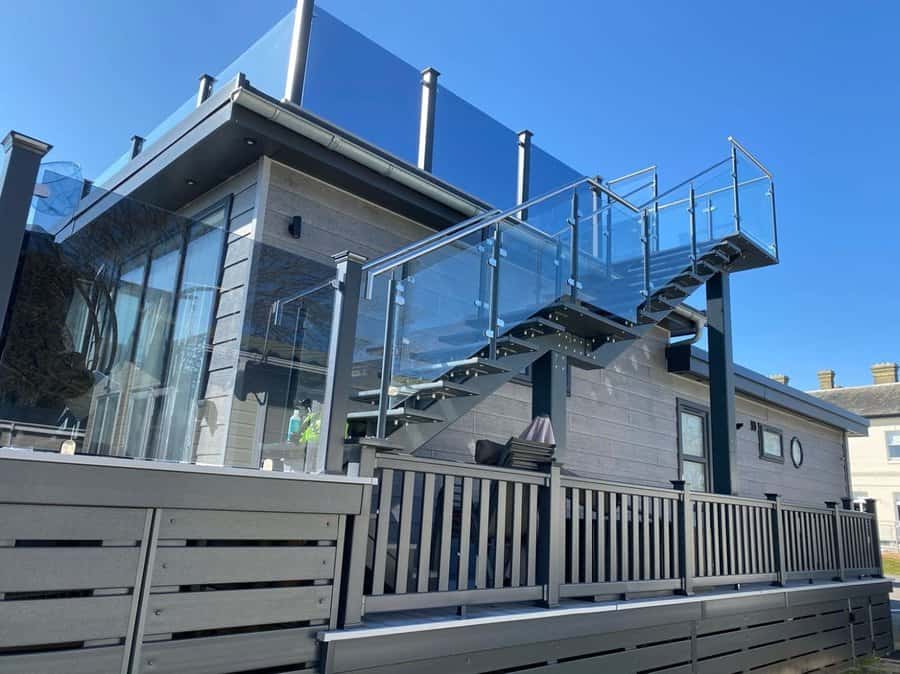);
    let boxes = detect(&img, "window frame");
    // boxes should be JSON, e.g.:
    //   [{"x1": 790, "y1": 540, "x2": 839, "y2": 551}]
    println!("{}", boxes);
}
[
  {"x1": 676, "y1": 398, "x2": 711, "y2": 492},
  {"x1": 886, "y1": 430, "x2": 900, "y2": 462},
  {"x1": 758, "y1": 423, "x2": 785, "y2": 463}
]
